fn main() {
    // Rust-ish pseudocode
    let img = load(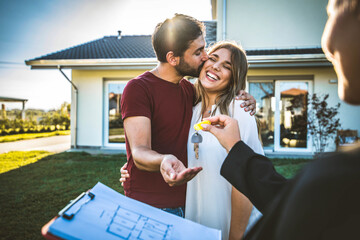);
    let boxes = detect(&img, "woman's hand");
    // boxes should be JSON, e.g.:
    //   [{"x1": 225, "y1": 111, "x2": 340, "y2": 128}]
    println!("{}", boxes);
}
[{"x1": 119, "y1": 162, "x2": 129, "y2": 186}]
